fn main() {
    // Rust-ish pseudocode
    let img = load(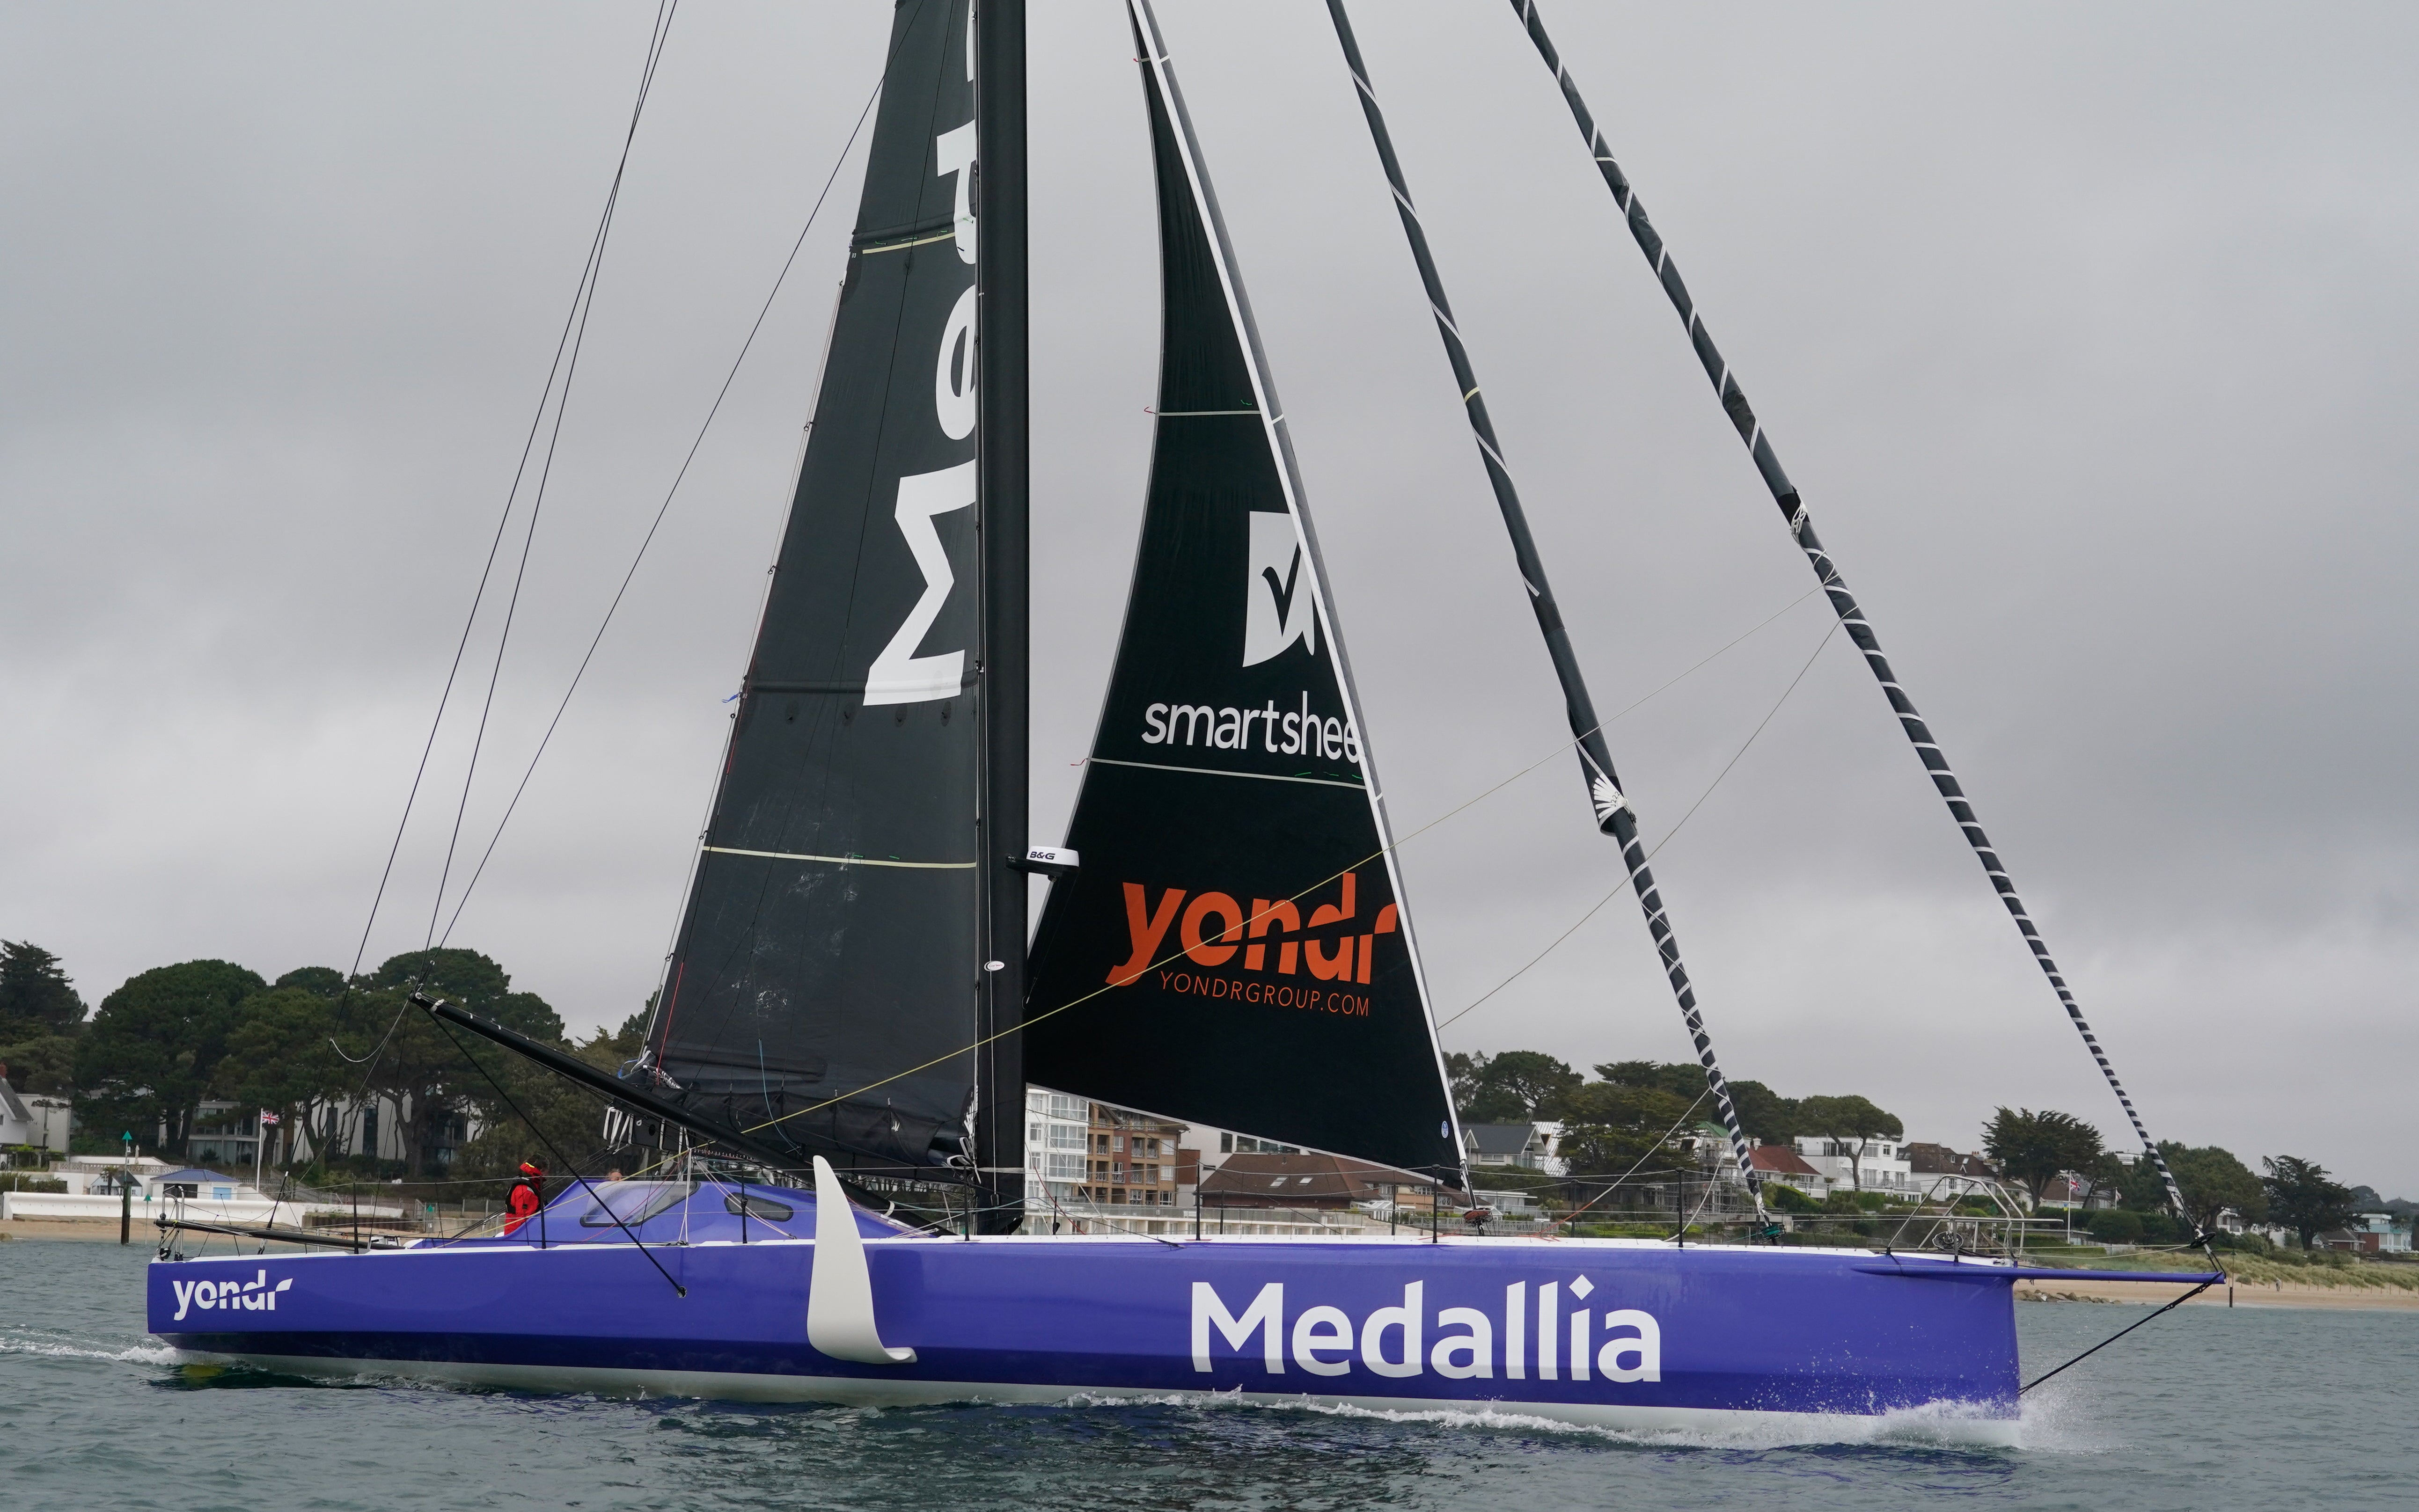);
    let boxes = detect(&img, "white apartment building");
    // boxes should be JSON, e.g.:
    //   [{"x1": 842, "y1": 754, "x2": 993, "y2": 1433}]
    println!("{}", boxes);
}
[
  {"x1": 1024, "y1": 1088, "x2": 1092, "y2": 1203},
  {"x1": 1794, "y1": 1135, "x2": 1915, "y2": 1195}
]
